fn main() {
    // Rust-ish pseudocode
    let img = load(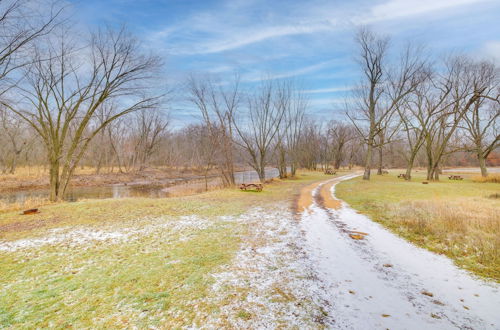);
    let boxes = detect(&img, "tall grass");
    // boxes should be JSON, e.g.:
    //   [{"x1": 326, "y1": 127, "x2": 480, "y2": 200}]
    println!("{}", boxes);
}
[
  {"x1": 384, "y1": 199, "x2": 499, "y2": 280},
  {"x1": 0, "y1": 196, "x2": 51, "y2": 213},
  {"x1": 472, "y1": 173, "x2": 500, "y2": 183}
]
